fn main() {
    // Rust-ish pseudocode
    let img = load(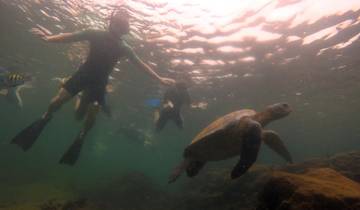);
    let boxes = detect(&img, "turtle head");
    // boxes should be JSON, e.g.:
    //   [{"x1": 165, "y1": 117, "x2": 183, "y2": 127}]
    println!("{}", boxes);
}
[{"x1": 266, "y1": 103, "x2": 292, "y2": 120}]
